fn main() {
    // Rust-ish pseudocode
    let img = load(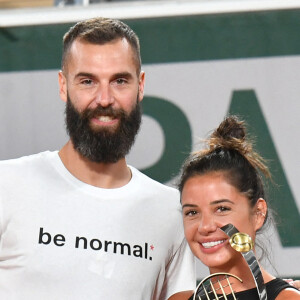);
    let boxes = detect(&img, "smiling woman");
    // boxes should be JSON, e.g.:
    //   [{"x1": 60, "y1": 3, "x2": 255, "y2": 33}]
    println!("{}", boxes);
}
[{"x1": 170, "y1": 116, "x2": 300, "y2": 300}]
